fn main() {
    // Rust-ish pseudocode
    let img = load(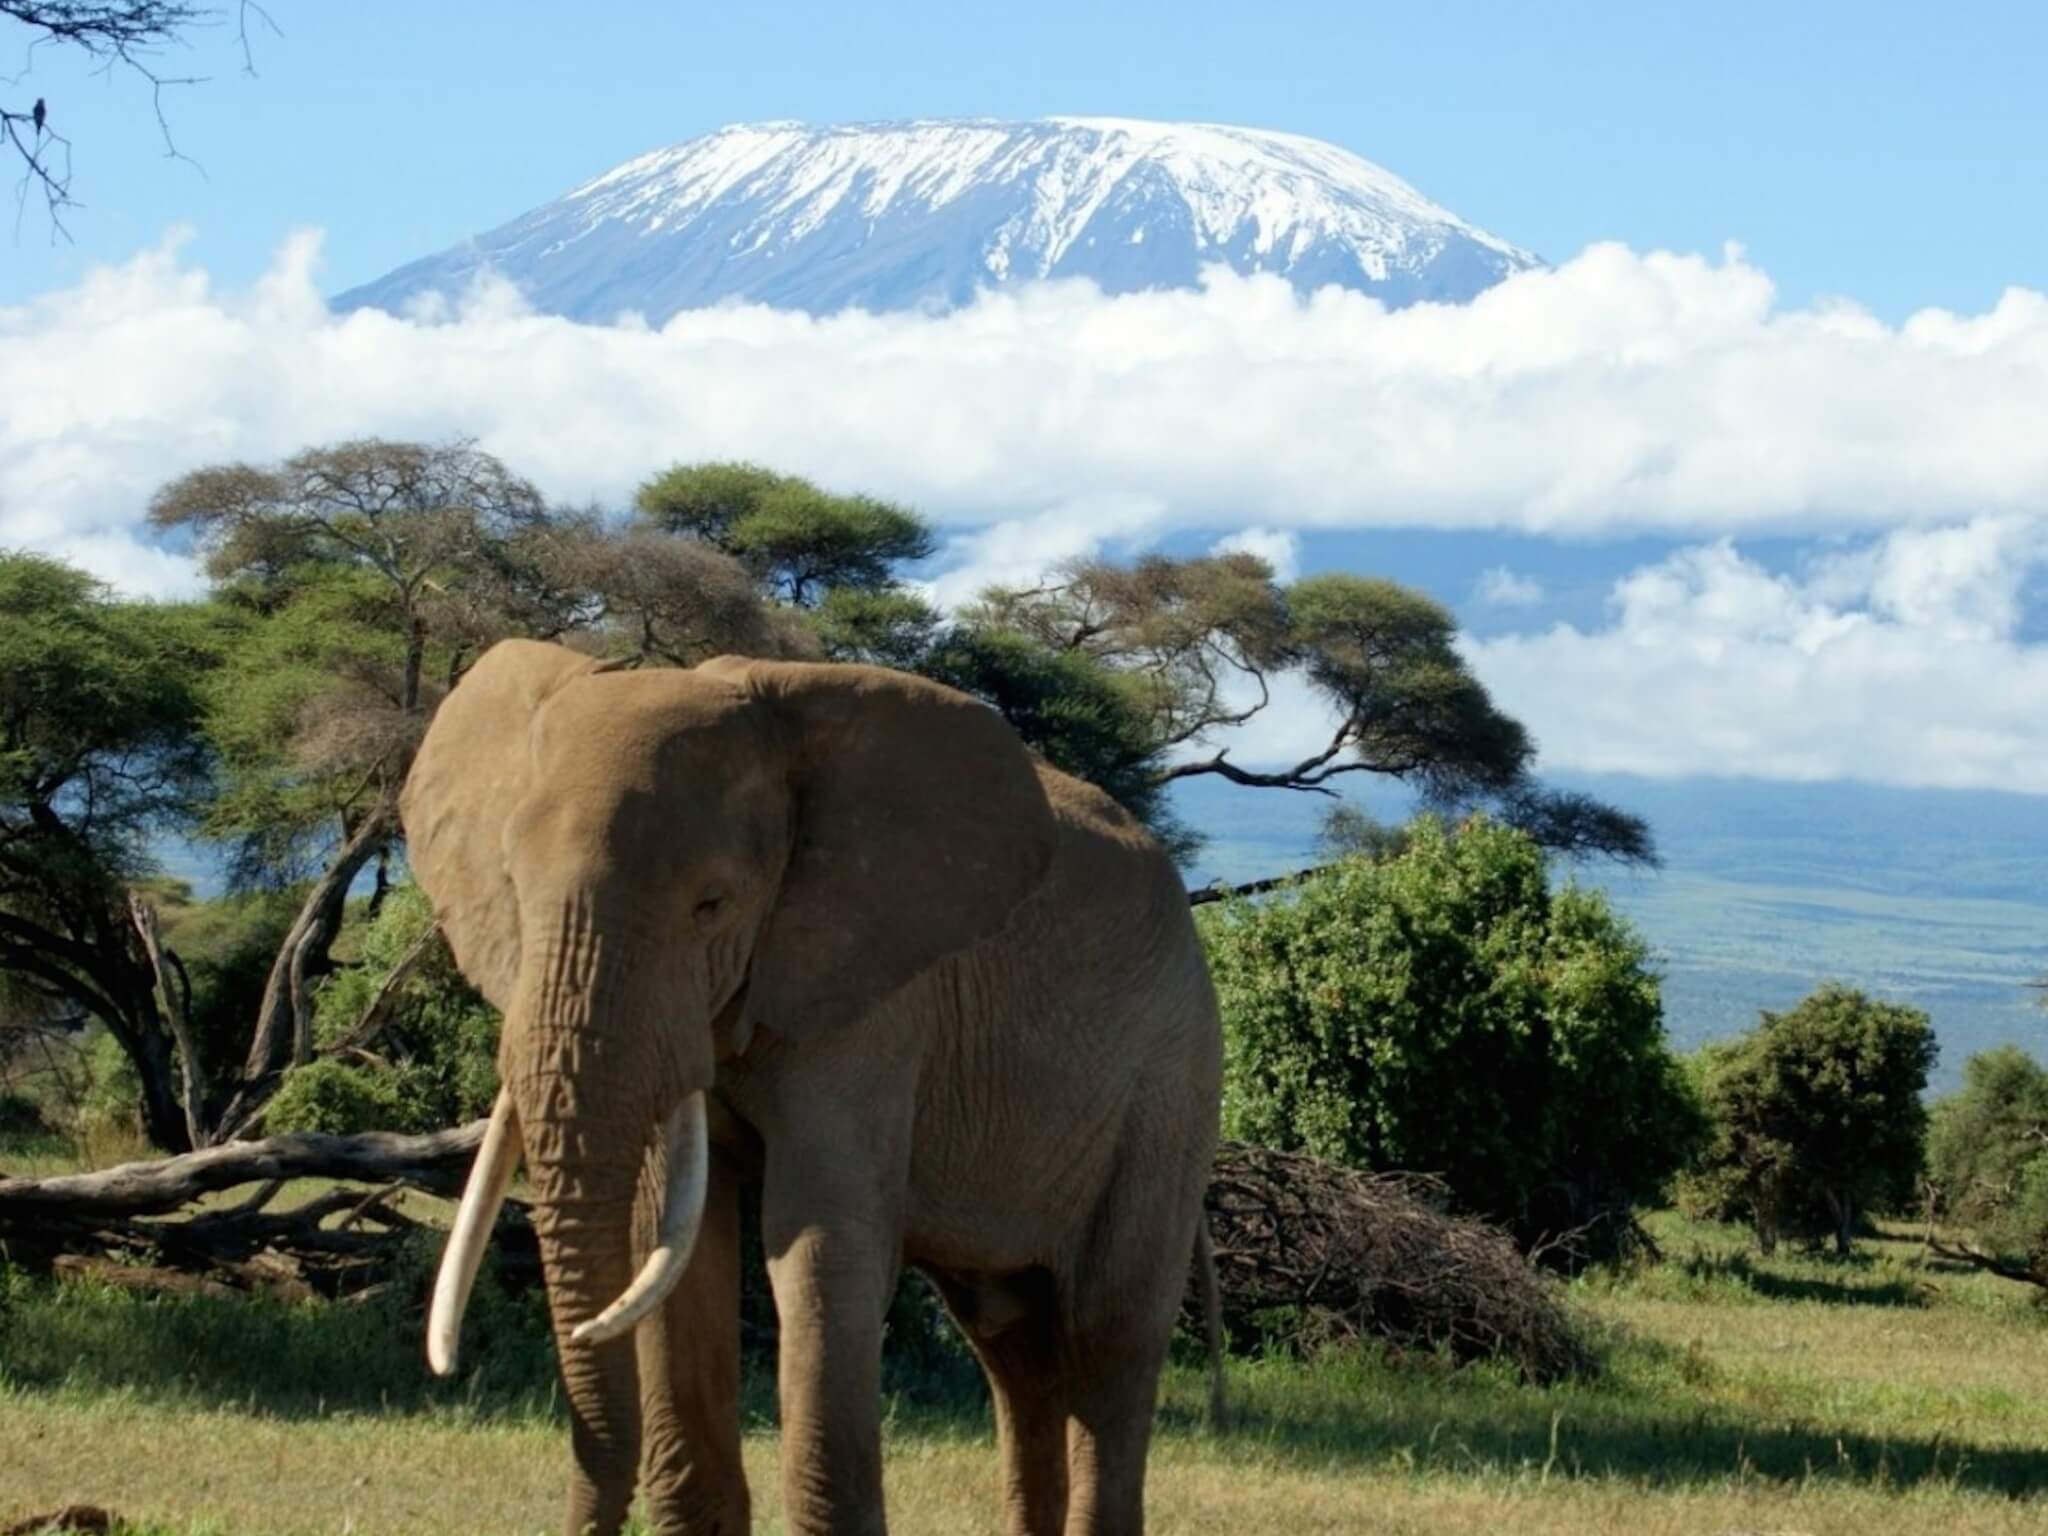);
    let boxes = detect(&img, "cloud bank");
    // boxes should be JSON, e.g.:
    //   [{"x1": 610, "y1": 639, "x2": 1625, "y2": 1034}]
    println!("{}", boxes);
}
[
  {"x1": 1466, "y1": 520, "x2": 2048, "y2": 794},
  {"x1": 5, "y1": 231, "x2": 2048, "y2": 791}
]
